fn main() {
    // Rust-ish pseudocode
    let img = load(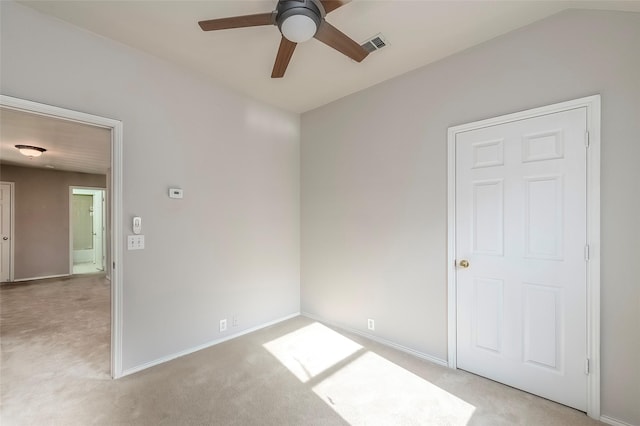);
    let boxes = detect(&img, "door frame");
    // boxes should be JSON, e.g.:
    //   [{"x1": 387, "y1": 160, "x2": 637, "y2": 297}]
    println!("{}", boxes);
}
[
  {"x1": 0, "y1": 181, "x2": 15, "y2": 282},
  {"x1": 0, "y1": 94, "x2": 124, "y2": 379},
  {"x1": 446, "y1": 95, "x2": 601, "y2": 418},
  {"x1": 69, "y1": 186, "x2": 107, "y2": 274}
]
